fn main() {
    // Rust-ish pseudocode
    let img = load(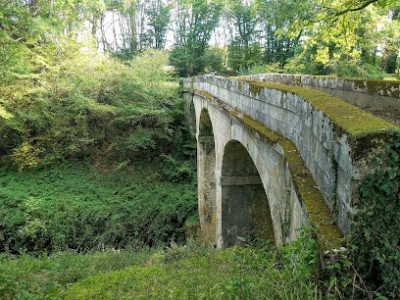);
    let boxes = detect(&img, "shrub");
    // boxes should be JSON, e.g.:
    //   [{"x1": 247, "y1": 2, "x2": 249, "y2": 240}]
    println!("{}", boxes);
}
[{"x1": 0, "y1": 47, "x2": 180, "y2": 169}]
